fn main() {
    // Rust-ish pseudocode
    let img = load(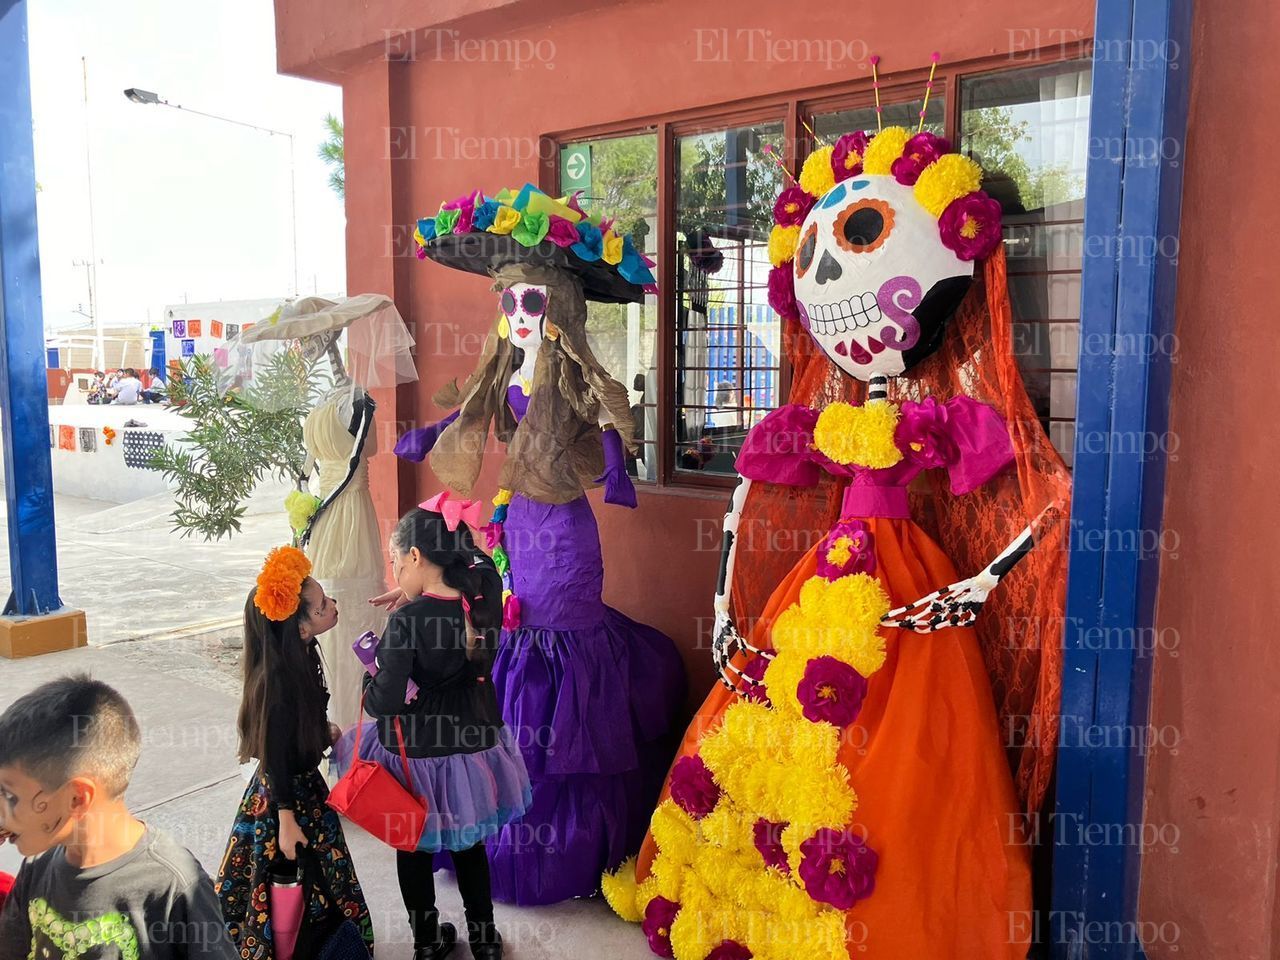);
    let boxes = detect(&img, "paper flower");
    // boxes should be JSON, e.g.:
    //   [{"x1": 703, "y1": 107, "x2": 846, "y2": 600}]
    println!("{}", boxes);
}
[
  {"x1": 546, "y1": 215, "x2": 579, "y2": 248},
  {"x1": 939, "y1": 191, "x2": 1004, "y2": 261},
  {"x1": 831, "y1": 131, "x2": 871, "y2": 181},
  {"x1": 816, "y1": 519, "x2": 875, "y2": 580},
  {"x1": 434, "y1": 207, "x2": 461, "y2": 235},
  {"x1": 796, "y1": 656, "x2": 868, "y2": 727},
  {"x1": 773, "y1": 186, "x2": 815, "y2": 226},
  {"x1": 891, "y1": 131, "x2": 952, "y2": 186},
  {"x1": 641, "y1": 896, "x2": 680, "y2": 958},
  {"x1": 706, "y1": 940, "x2": 753, "y2": 960},
  {"x1": 913, "y1": 152, "x2": 984, "y2": 217},
  {"x1": 798, "y1": 827, "x2": 878, "y2": 909},
  {"x1": 284, "y1": 490, "x2": 322, "y2": 536},
  {"x1": 740, "y1": 651, "x2": 772, "y2": 704},
  {"x1": 488, "y1": 206, "x2": 521, "y2": 235},
  {"x1": 415, "y1": 217, "x2": 437, "y2": 244},
  {"x1": 895, "y1": 395, "x2": 960, "y2": 468},
  {"x1": 571, "y1": 222, "x2": 604, "y2": 261},
  {"x1": 601, "y1": 230, "x2": 625, "y2": 265},
  {"x1": 812, "y1": 400, "x2": 903, "y2": 469},
  {"x1": 800, "y1": 145, "x2": 836, "y2": 197},
  {"x1": 669, "y1": 755, "x2": 720, "y2": 820},
  {"x1": 753, "y1": 818, "x2": 790, "y2": 874},
  {"x1": 512, "y1": 211, "x2": 550, "y2": 248},
  {"x1": 254, "y1": 545, "x2": 312, "y2": 622},
  {"x1": 767, "y1": 266, "x2": 797, "y2": 320},
  {"x1": 862, "y1": 126, "x2": 911, "y2": 176},
  {"x1": 473, "y1": 199, "x2": 499, "y2": 231},
  {"x1": 767, "y1": 225, "x2": 800, "y2": 268}
]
